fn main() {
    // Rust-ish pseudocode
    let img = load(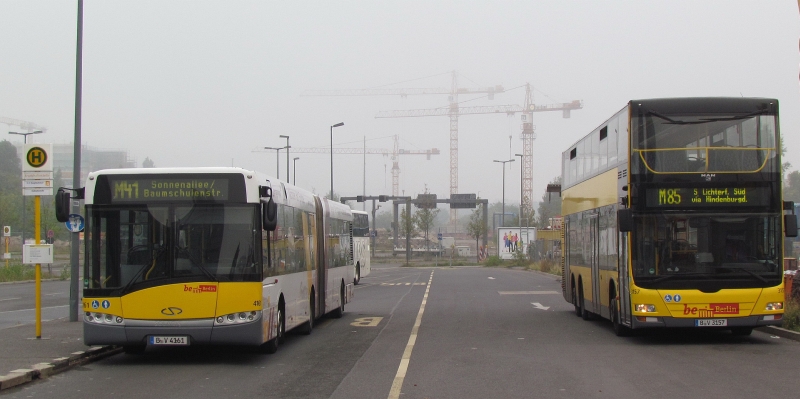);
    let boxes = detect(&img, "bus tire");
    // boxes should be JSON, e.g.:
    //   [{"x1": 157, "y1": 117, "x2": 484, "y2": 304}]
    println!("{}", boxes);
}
[
  {"x1": 331, "y1": 283, "x2": 345, "y2": 319},
  {"x1": 123, "y1": 345, "x2": 146, "y2": 355},
  {"x1": 572, "y1": 283, "x2": 582, "y2": 317},
  {"x1": 731, "y1": 327, "x2": 753, "y2": 336},
  {"x1": 354, "y1": 264, "x2": 361, "y2": 285},
  {"x1": 299, "y1": 293, "x2": 315, "y2": 335},
  {"x1": 260, "y1": 306, "x2": 284, "y2": 354},
  {"x1": 579, "y1": 284, "x2": 591, "y2": 321},
  {"x1": 611, "y1": 298, "x2": 630, "y2": 337}
]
